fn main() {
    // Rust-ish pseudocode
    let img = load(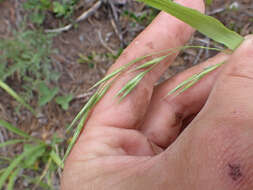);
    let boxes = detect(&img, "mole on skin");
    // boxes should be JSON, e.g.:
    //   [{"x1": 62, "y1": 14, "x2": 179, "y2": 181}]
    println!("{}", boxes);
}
[{"x1": 228, "y1": 163, "x2": 242, "y2": 181}]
